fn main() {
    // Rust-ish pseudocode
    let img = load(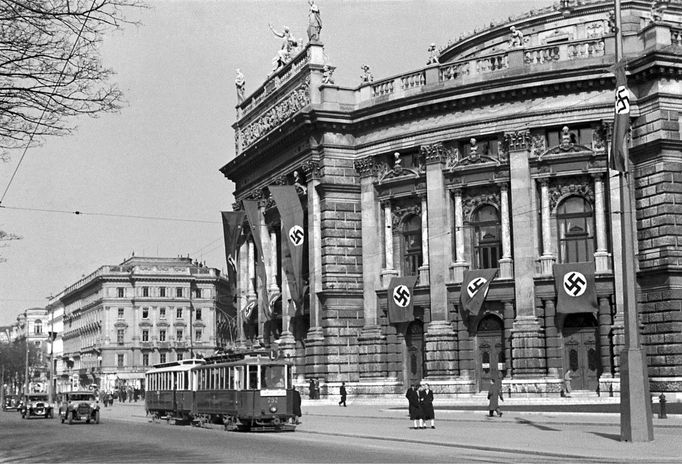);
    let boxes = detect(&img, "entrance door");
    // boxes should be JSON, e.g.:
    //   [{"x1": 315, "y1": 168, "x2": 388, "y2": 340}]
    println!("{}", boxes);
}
[
  {"x1": 477, "y1": 315, "x2": 505, "y2": 391},
  {"x1": 406, "y1": 321, "x2": 424, "y2": 386},
  {"x1": 563, "y1": 317, "x2": 599, "y2": 391}
]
